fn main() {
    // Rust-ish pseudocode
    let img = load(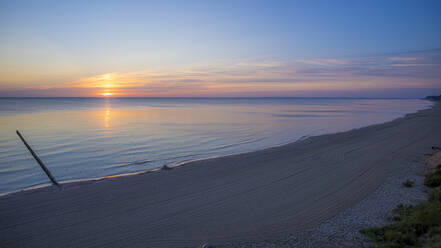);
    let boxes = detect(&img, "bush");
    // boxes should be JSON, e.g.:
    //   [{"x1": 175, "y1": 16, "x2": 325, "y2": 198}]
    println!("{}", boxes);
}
[
  {"x1": 360, "y1": 227, "x2": 386, "y2": 242},
  {"x1": 429, "y1": 189, "x2": 441, "y2": 203},
  {"x1": 424, "y1": 170, "x2": 441, "y2": 188}
]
